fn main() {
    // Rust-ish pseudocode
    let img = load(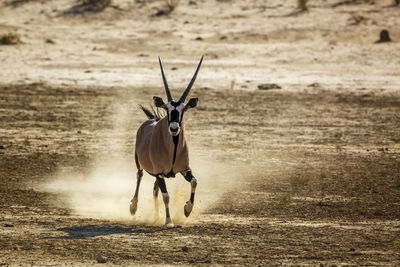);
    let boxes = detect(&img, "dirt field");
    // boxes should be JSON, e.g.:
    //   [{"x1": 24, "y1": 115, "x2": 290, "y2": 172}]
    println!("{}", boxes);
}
[{"x1": 1, "y1": 0, "x2": 400, "y2": 265}]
